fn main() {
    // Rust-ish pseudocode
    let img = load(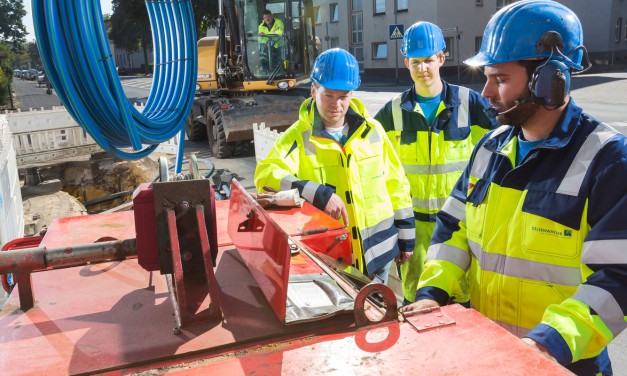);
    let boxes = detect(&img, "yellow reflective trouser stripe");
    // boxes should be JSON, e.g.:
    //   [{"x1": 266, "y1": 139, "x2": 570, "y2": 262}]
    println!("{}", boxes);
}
[
  {"x1": 582, "y1": 239, "x2": 627, "y2": 264},
  {"x1": 426, "y1": 243, "x2": 471, "y2": 270},
  {"x1": 468, "y1": 240, "x2": 582, "y2": 286},
  {"x1": 402, "y1": 161, "x2": 468, "y2": 175},
  {"x1": 440, "y1": 196, "x2": 466, "y2": 222},
  {"x1": 280, "y1": 175, "x2": 298, "y2": 192},
  {"x1": 557, "y1": 123, "x2": 617, "y2": 196},
  {"x1": 571, "y1": 284, "x2": 627, "y2": 337},
  {"x1": 413, "y1": 197, "x2": 448, "y2": 212}
]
